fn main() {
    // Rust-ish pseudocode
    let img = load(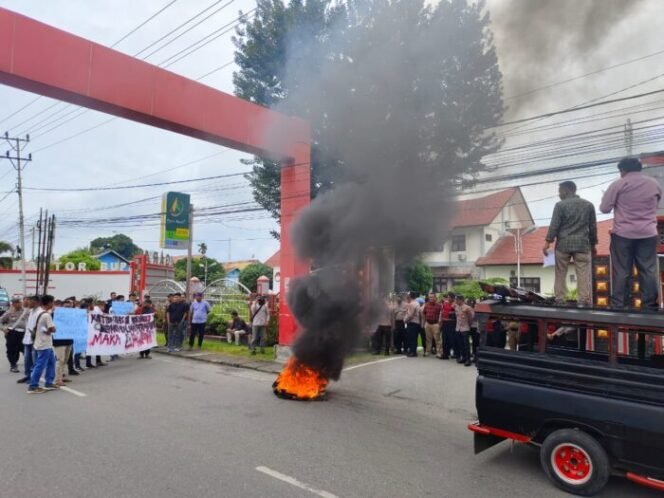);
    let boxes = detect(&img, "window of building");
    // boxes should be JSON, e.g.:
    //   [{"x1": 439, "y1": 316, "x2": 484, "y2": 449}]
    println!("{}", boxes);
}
[
  {"x1": 451, "y1": 235, "x2": 466, "y2": 252},
  {"x1": 485, "y1": 233, "x2": 492, "y2": 242},
  {"x1": 569, "y1": 274, "x2": 576, "y2": 283},
  {"x1": 433, "y1": 277, "x2": 448, "y2": 293},
  {"x1": 510, "y1": 277, "x2": 541, "y2": 293}
]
